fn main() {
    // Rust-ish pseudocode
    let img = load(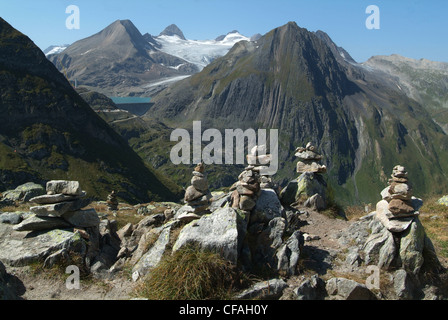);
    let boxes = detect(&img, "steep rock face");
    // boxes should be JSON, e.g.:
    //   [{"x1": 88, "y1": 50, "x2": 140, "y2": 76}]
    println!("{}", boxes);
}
[
  {"x1": 148, "y1": 21, "x2": 448, "y2": 204},
  {"x1": 159, "y1": 24, "x2": 186, "y2": 40},
  {"x1": 0, "y1": 18, "x2": 181, "y2": 203},
  {"x1": 48, "y1": 20, "x2": 197, "y2": 96}
]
